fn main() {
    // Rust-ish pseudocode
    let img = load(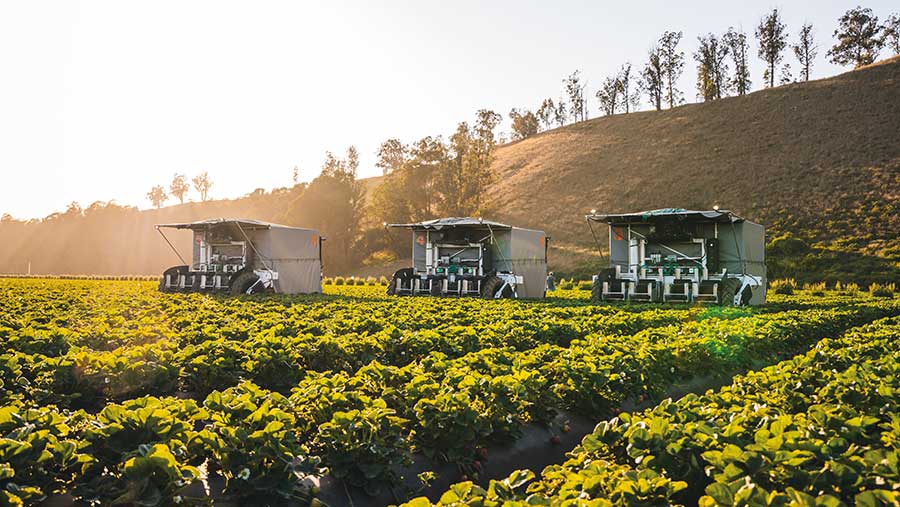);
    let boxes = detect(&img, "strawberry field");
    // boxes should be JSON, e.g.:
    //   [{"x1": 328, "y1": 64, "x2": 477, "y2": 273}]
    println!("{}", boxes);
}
[{"x1": 0, "y1": 279, "x2": 898, "y2": 506}]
